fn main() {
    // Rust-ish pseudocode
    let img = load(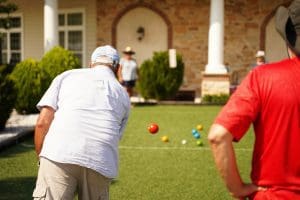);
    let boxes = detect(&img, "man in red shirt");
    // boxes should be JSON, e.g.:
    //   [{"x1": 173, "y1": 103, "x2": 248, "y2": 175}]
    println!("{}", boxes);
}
[{"x1": 208, "y1": 1, "x2": 300, "y2": 199}]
